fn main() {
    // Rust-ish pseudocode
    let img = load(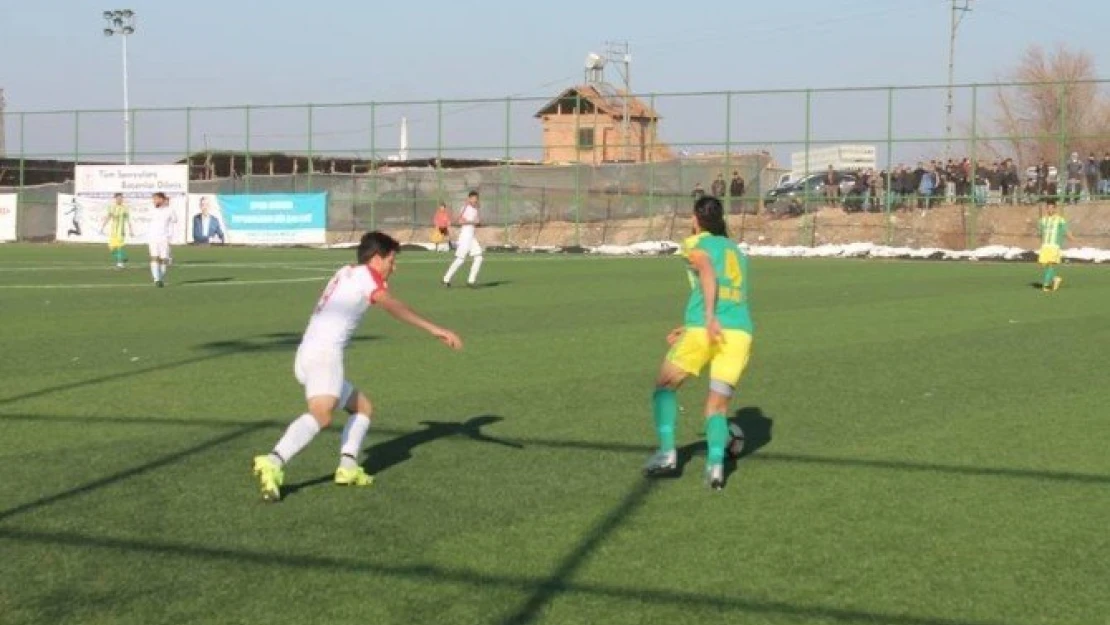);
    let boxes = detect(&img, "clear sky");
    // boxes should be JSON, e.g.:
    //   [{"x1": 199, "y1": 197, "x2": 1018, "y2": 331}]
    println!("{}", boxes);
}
[{"x1": 2, "y1": 0, "x2": 1107, "y2": 164}]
